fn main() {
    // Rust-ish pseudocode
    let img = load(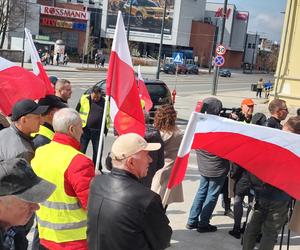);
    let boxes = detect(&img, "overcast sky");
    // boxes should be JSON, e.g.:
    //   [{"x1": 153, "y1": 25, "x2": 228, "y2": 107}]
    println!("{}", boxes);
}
[{"x1": 211, "y1": 0, "x2": 287, "y2": 42}]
